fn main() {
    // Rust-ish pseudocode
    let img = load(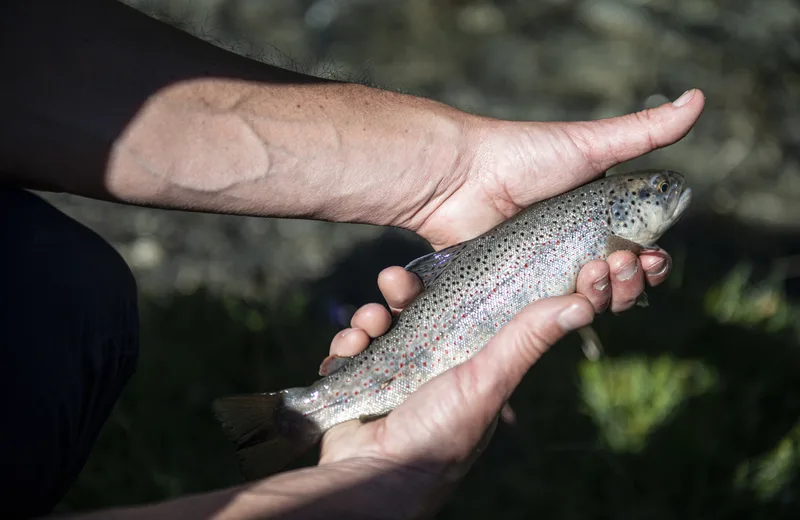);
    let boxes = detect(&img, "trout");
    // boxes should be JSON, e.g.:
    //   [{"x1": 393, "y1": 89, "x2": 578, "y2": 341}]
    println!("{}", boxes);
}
[{"x1": 213, "y1": 169, "x2": 692, "y2": 480}]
